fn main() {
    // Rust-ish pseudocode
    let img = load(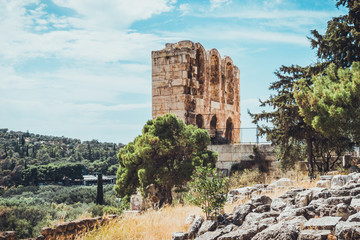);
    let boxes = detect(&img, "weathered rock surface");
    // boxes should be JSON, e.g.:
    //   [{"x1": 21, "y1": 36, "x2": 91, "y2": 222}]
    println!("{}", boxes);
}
[
  {"x1": 187, "y1": 215, "x2": 204, "y2": 239},
  {"x1": 172, "y1": 172, "x2": 360, "y2": 240},
  {"x1": 298, "y1": 229, "x2": 332, "y2": 240},
  {"x1": 334, "y1": 221, "x2": 360, "y2": 239},
  {"x1": 303, "y1": 216, "x2": 342, "y2": 230},
  {"x1": 252, "y1": 221, "x2": 299, "y2": 240},
  {"x1": 172, "y1": 232, "x2": 188, "y2": 240}
]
